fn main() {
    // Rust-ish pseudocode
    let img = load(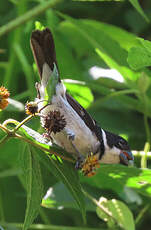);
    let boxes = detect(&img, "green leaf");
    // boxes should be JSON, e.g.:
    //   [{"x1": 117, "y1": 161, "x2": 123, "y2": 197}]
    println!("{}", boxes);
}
[
  {"x1": 36, "y1": 148, "x2": 86, "y2": 223},
  {"x1": 54, "y1": 31, "x2": 84, "y2": 81},
  {"x1": 57, "y1": 13, "x2": 140, "y2": 82},
  {"x1": 80, "y1": 164, "x2": 151, "y2": 198},
  {"x1": 35, "y1": 21, "x2": 45, "y2": 31},
  {"x1": 17, "y1": 124, "x2": 51, "y2": 149},
  {"x1": 73, "y1": 0, "x2": 124, "y2": 1},
  {"x1": 45, "y1": 63, "x2": 60, "y2": 101},
  {"x1": 96, "y1": 197, "x2": 135, "y2": 230},
  {"x1": 0, "y1": 168, "x2": 21, "y2": 178},
  {"x1": 42, "y1": 182, "x2": 95, "y2": 211},
  {"x1": 137, "y1": 72, "x2": 151, "y2": 94},
  {"x1": 128, "y1": 39, "x2": 151, "y2": 70},
  {"x1": 20, "y1": 144, "x2": 43, "y2": 230},
  {"x1": 0, "y1": 134, "x2": 21, "y2": 166},
  {"x1": 128, "y1": 0, "x2": 149, "y2": 22},
  {"x1": 14, "y1": 43, "x2": 35, "y2": 98},
  {"x1": 64, "y1": 79, "x2": 93, "y2": 108}
]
